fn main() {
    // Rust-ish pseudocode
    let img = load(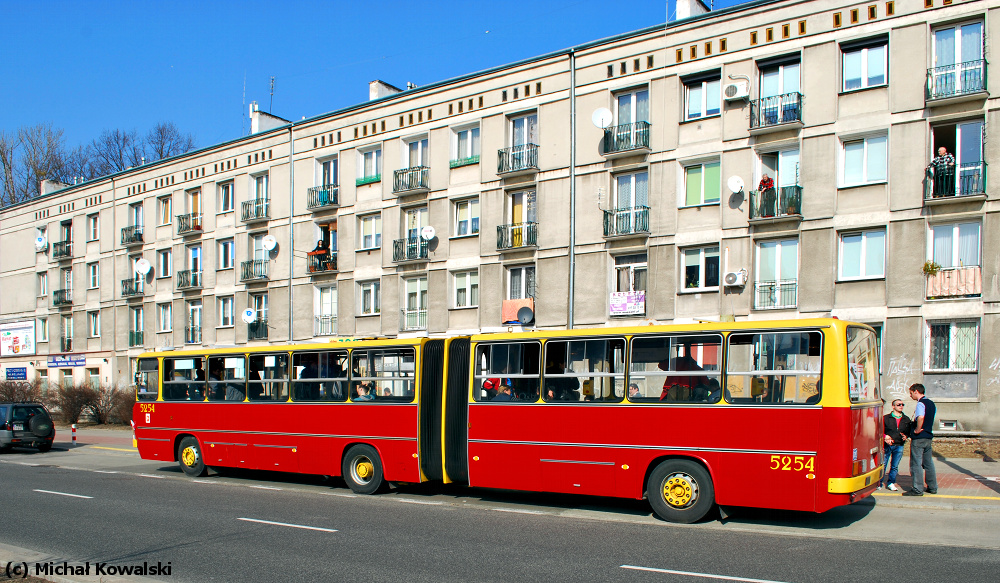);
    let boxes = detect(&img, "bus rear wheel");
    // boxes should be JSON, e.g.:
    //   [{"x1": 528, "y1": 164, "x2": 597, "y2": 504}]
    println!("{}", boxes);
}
[
  {"x1": 178, "y1": 436, "x2": 207, "y2": 477},
  {"x1": 647, "y1": 459, "x2": 714, "y2": 523},
  {"x1": 342, "y1": 444, "x2": 384, "y2": 494}
]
